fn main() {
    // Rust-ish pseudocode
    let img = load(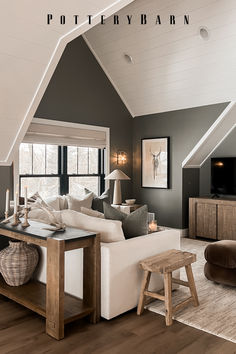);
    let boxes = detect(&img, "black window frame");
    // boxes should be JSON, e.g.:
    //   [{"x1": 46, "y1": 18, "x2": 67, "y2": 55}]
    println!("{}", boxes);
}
[{"x1": 19, "y1": 144, "x2": 105, "y2": 196}]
